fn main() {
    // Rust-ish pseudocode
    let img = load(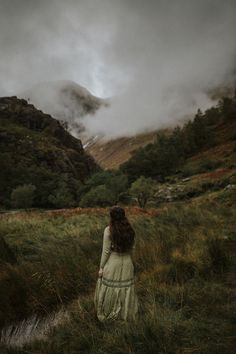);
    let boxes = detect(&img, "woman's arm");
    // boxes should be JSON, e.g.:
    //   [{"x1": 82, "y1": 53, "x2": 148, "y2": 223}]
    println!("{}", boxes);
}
[{"x1": 99, "y1": 226, "x2": 111, "y2": 271}]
